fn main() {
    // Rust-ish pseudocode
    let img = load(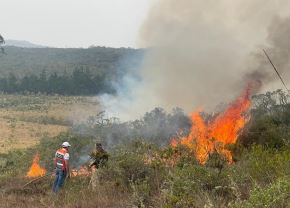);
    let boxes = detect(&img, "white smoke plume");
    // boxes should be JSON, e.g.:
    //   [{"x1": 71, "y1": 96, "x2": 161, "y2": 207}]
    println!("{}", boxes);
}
[{"x1": 101, "y1": 0, "x2": 290, "y2": 121}]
